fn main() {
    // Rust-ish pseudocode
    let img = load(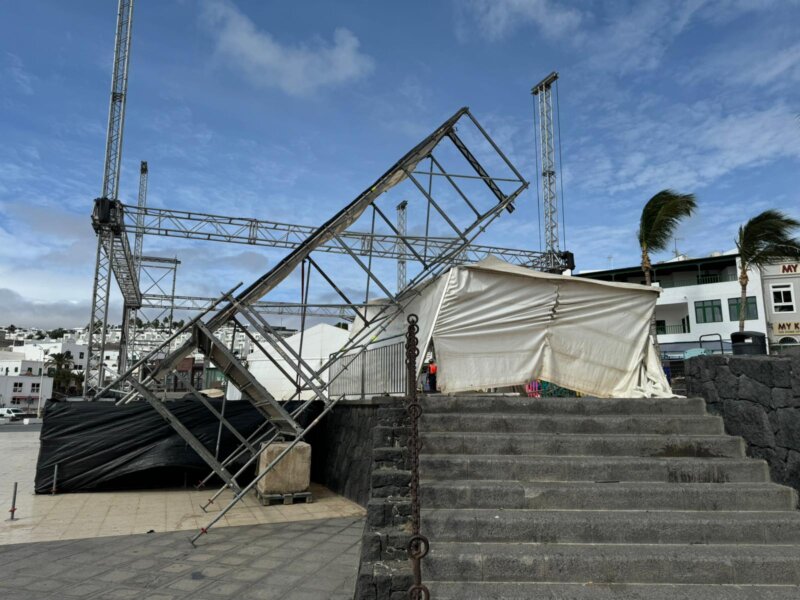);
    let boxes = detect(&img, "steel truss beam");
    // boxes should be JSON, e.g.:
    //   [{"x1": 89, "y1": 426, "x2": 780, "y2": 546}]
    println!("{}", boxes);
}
[
  {"x1": 120, "y1": 204, "x2": 549, "y2": 267},
  {"x1": 102, "y1": 108, "x2": 528, "y2": 541}
]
